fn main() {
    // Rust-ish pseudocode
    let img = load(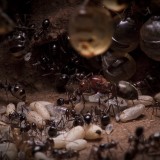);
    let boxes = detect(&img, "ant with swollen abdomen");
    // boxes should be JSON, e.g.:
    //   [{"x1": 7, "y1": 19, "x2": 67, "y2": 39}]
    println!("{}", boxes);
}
[{"x1": 0, "y1": 81, "x2": 26, "y2": 101}]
